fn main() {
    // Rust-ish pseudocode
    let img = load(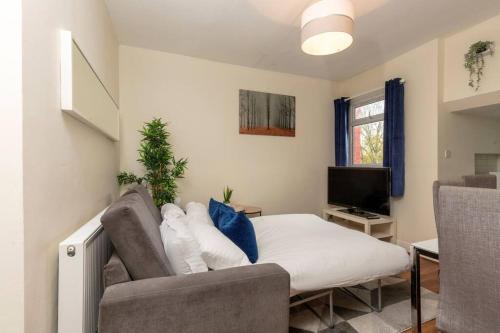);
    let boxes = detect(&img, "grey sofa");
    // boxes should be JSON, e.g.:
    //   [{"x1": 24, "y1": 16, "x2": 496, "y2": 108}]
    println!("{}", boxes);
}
[
  {"x1": 98, "y1": 186, "x2": 290, "y2": 333},
  {"x1": 433, "y1": 182, "x2": 500, "y2": 332}
]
